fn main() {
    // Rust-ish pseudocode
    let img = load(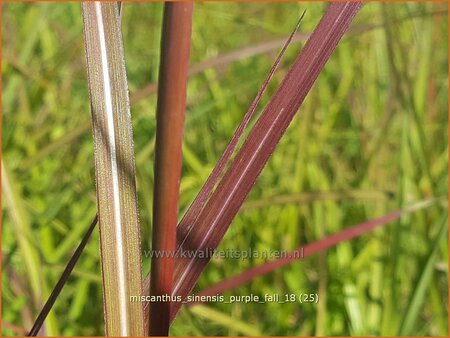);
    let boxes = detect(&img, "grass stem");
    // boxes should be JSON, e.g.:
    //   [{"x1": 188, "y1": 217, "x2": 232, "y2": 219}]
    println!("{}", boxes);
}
[{"x1": 149, "y1": 2, "x2": 193, "y2": 336}]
